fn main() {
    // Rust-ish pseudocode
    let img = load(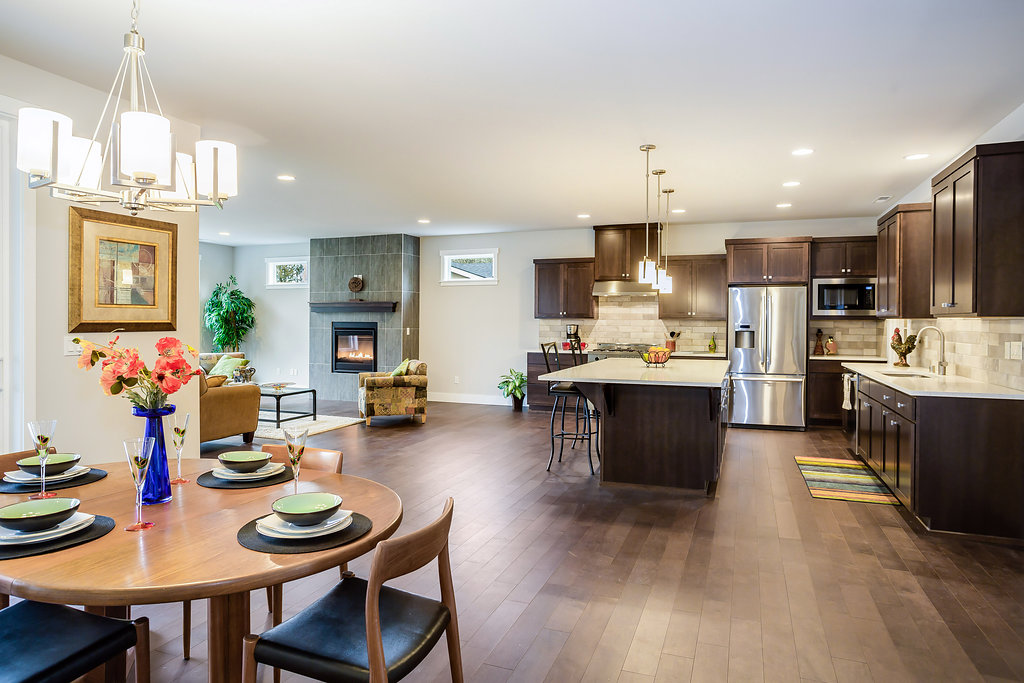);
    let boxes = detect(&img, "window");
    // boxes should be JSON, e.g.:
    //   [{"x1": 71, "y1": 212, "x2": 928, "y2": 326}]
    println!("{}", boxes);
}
[
  {"x1": 266, "y1": 257, "x2": 309, "y2": 288},
  {"x1": 440, "y1": 248, "x2": 498, "y2": 285}
]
